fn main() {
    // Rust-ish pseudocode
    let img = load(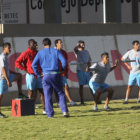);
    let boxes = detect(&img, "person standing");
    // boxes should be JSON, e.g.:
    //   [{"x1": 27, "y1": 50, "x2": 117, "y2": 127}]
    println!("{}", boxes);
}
[
  {"x1": 86, "y1": 52, "x2": 118, "y2": 110},
  {"x1": 15, "y1": 39, "x2": 45, "y2": 114},
  {"x1": 55, "y1": 39, "x2": 77, "y2": 106},
  {"x1": 74, "y1": 40, "x2": 92, "y2": 105},
  {"x1": 122, "y1": 40, "x2": 140, "y2": 104},
  {"x1": 0, "y1": 43, "x2": 25, "y2": 118},
  {"x1": 32, "y1": 38, "x2": 69, "y2": 118}
]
